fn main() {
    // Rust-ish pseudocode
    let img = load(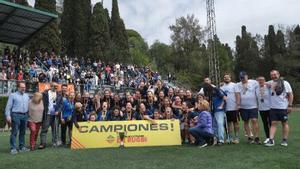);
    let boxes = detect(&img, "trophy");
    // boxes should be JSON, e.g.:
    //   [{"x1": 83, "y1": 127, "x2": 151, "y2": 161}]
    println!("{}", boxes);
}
[{"x1": 118, "y1": 132, "x2": 126, "y2": 148}]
